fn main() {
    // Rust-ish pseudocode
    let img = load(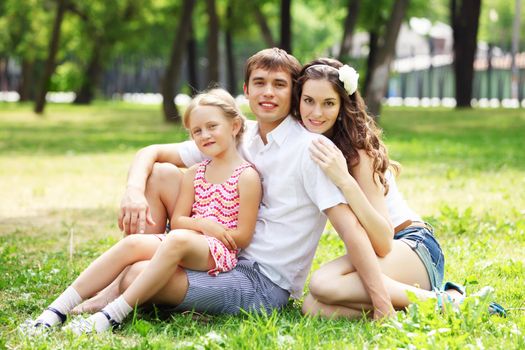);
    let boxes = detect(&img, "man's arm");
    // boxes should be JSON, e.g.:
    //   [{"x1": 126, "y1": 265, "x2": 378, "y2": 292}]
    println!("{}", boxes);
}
[
  {"x1": 325, "y1": 203, "x2": 394, "y2": 319},
  {"x1": 119, "y1": 143, "x2": 188, "y2": 234}
]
